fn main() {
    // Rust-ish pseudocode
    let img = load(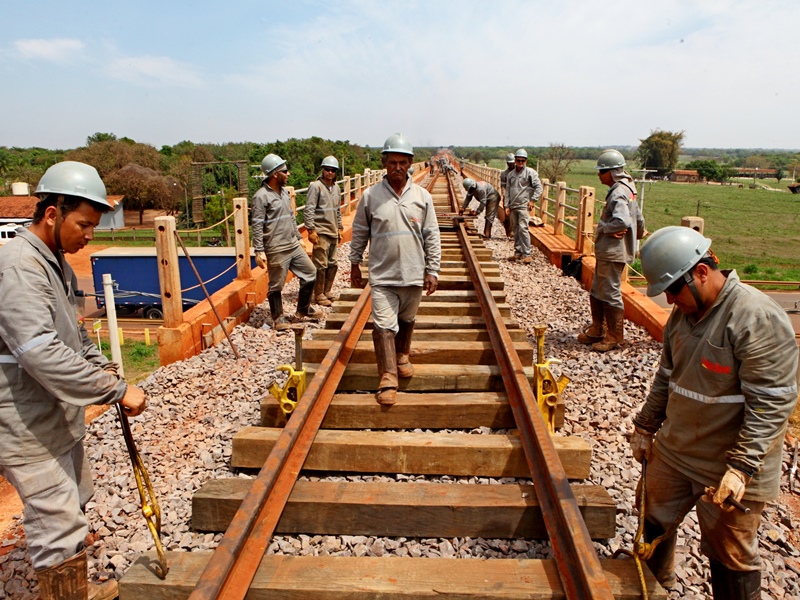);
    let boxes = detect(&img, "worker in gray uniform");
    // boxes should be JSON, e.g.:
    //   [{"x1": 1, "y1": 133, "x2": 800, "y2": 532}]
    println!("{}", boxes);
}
[
  {"x1": 459, "y1": 178, "x2": 500, "y2": 239},
  {"x1": 304, "y1": 156, "x2": 344, "y2": 307},
  {"x1": 498, "y1": 152, "x2": 515, "y2": 238},
  {"x1": 252, "y1": 153, "x2": 318, "y2": 331},
  {"x1": 505, "y1": 148, "x2": 542, "y2": 264},
  {"x1": 350, "y1": 133, "x2": 441, "y2": 405},
  {"x1": 577, "y1": 149, "x2": 645, "y2": 351},
  {"x1": 0, "y1": 161, "x2": 147, "y2": 600},
  {"x1": 631, "y1": 226, "x2": 798, "y2": 599}
]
